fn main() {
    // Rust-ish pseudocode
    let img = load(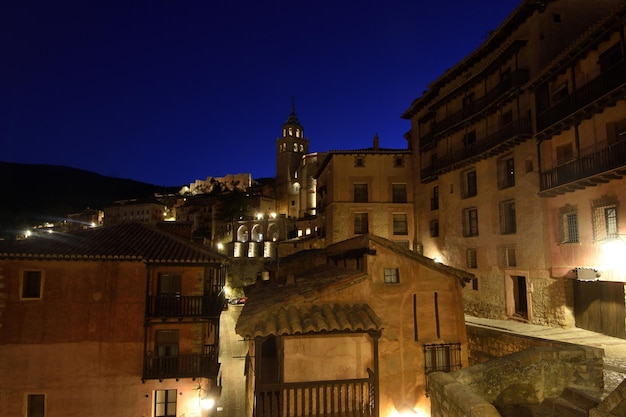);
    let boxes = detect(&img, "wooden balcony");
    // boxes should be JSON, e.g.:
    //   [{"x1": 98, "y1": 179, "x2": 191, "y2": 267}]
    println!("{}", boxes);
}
[
  {"x1": 539, "y1": 138, "x2": 626, "y2": 196},
  {"x1": 420, "y1": 69, "x2": 529, "y2": 148},
  {"x1": 255, "y1": 370, "x2": 377, "y2": 417},
  {"x1": 420, "y1": 118, "x2": 532, "y2": 181},
  {"x1": 146, "y1": 294, "x2": 225, "y2": 319},
  {"x1": 143, "y1": 347, "x2": 220, "y2": 380},
  {"x1": 536, "y1": 60, "x2": 626, "y2": 134}
]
